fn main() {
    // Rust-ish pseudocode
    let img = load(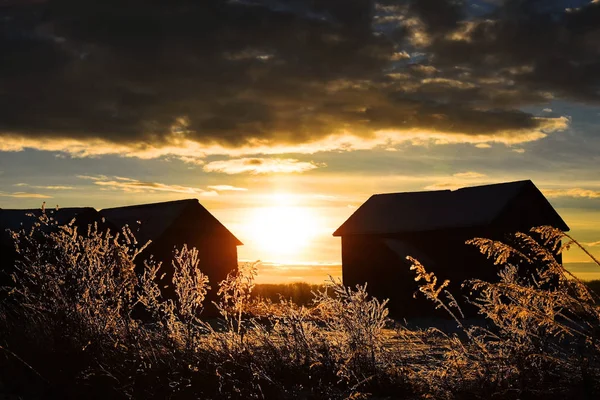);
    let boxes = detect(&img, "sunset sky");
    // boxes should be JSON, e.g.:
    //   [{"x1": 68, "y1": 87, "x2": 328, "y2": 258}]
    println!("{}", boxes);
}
[{"x1": 1, "y1": 0, "x2": 600, "y2": 282}]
